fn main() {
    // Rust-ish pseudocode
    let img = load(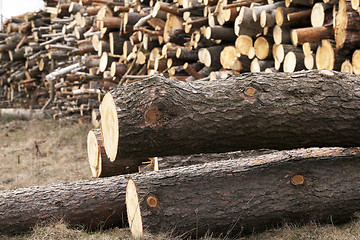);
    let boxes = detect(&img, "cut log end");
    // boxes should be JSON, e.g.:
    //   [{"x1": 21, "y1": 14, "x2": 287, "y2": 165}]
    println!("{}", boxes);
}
[
  {"x1": 341, "y1": 59, "x2": 353, "y2": 74},
  {"x1": 315, "y1": 40, "x2": 334, "y2": 70},
  {"x1": 352, "y1": 50, "x2": 360, "y2": 75},
  {"x1": 87, "y1": 130, "x2": 101, "y2": 178},
  {"x1": 254, "y1": 37, "x2": 270, "y2": 60},
  {"x1": 283, "y1": 52, "x2": 296, "y2": 73},
  {"x1": 100, "y1": 93, "x2": 119, "y2": 162},
  {"x1": 311, "y1": 3, "x2": 325, "y2": 28},
  {"x1": 126, "y1": 178, "x2": 143, "y2": 239}
]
